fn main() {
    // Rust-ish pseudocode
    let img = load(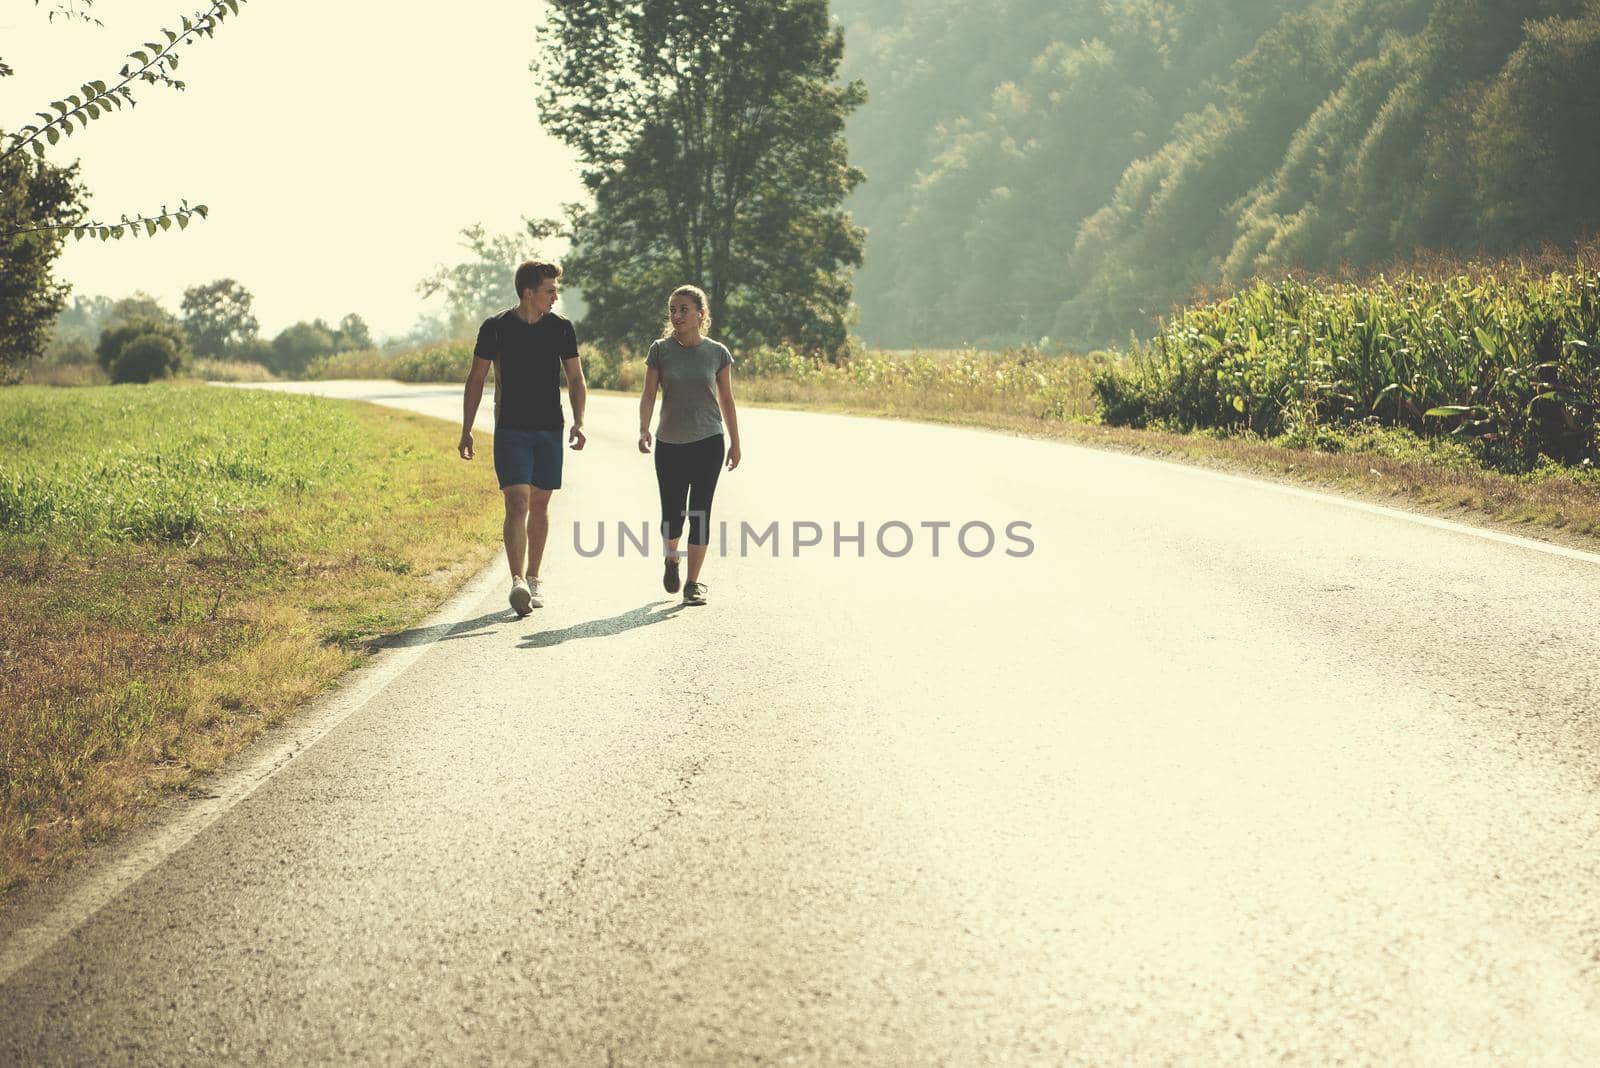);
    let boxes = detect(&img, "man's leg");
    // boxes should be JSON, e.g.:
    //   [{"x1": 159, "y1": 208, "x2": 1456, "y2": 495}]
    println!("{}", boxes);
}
[
  {"x1": 503, "y1": 484, "x2": 532, "y2": 578},
  {"x1": 525, "y1": 488, "x2": 554, "y2": 579}
]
